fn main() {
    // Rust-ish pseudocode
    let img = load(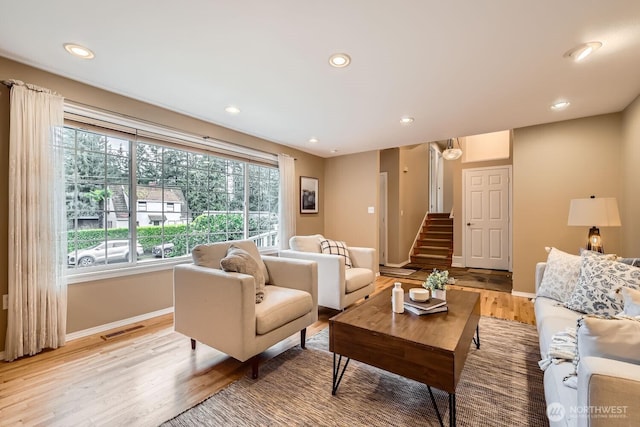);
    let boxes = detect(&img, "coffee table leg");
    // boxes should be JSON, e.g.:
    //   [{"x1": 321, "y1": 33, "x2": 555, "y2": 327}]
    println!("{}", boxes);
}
[
  {"x1": 449, "y1": 393, "x2": 456, "y2": 426},
  {"x1": 427, "y1": 386, "x2": 444, "y2": 427},
  {"x1": 472, "y1": 325, "x2": 480, "y2": 349},
  {"x1": 332, "y1": 353, "x2": 350, "y2": 395}
]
